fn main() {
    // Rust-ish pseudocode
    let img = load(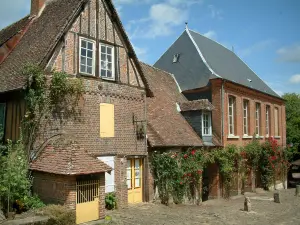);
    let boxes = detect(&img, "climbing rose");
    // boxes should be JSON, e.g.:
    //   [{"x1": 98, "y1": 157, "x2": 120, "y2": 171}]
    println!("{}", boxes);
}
[
  {"x1": 184, "y1": 154, "x2": 188, "y2": 159},
  {"x1": 191, "y1": 149, "x2": 196, "y2": 155},
  {"x1": 197, "y1": 170, "x2": 203, "y2": 174},
  {"x1": 180, "y1": 182, "x2": 183, "y2": 185}
]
